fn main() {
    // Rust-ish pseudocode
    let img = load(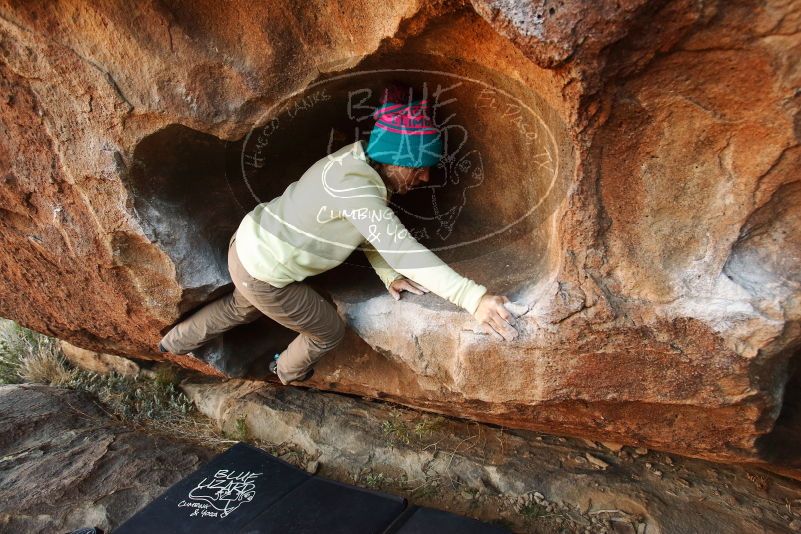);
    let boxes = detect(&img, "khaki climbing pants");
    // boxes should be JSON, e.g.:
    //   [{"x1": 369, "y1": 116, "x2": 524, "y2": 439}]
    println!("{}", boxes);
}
[{"x1": 160, "y1": 234, "x2": 346, "y2": 384}]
